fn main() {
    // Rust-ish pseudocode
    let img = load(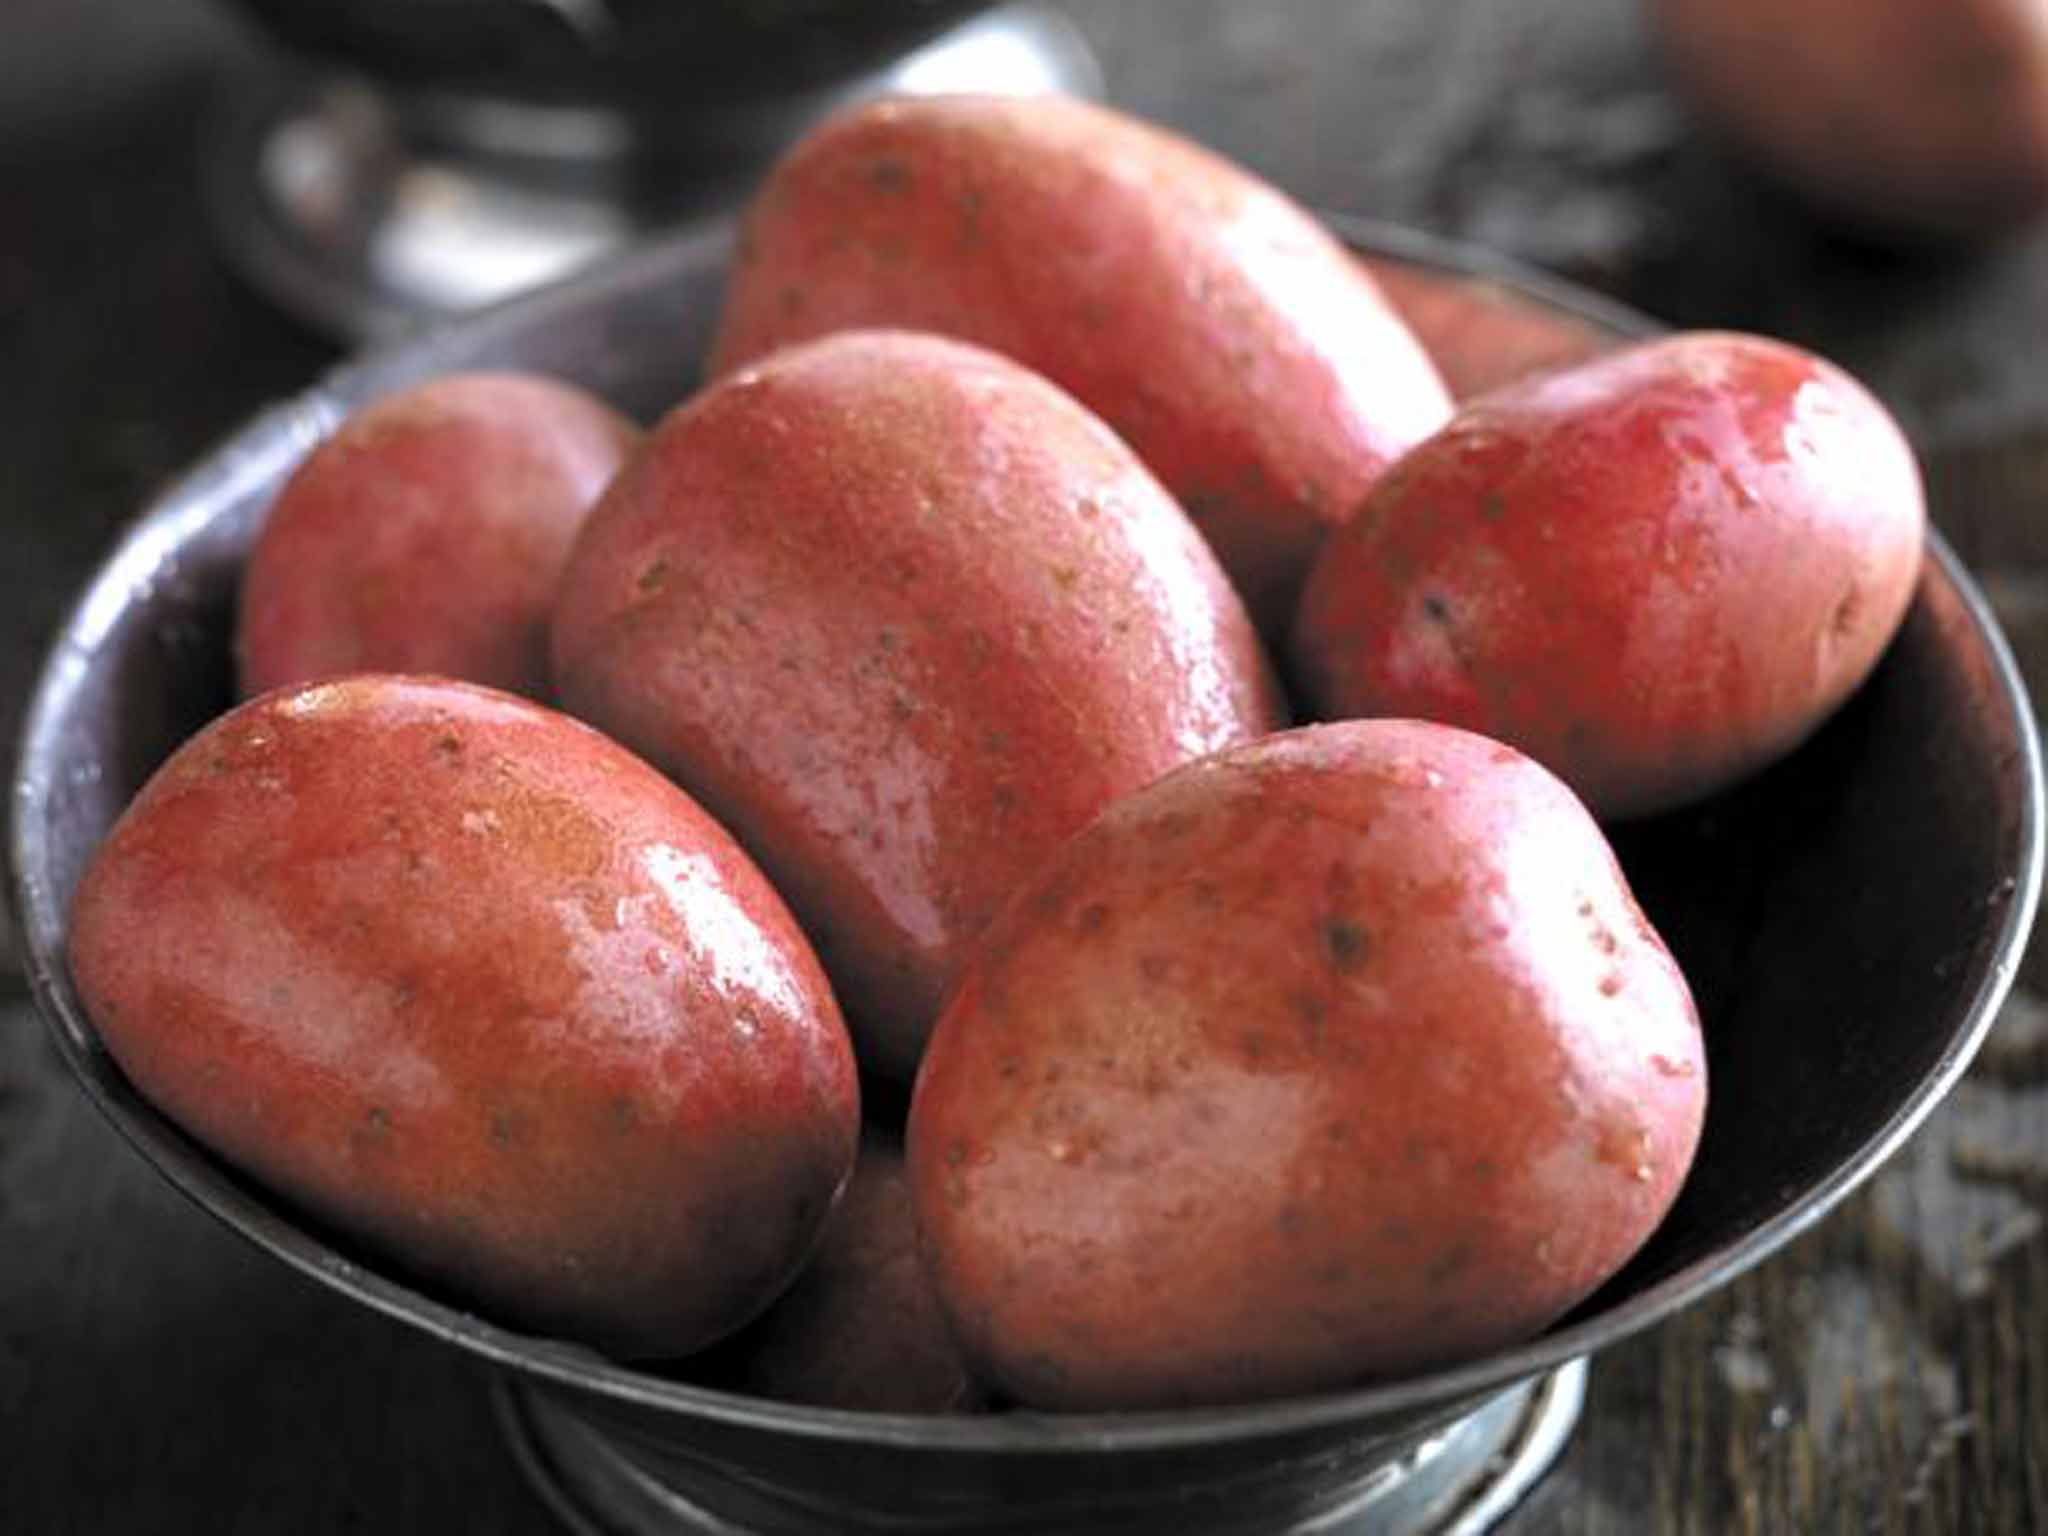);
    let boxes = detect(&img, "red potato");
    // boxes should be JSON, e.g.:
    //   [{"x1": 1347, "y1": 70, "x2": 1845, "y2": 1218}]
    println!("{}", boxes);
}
[
  {"x1": 708, "y1": 93, "x2": 1453, "y2": 636},
  {"x1": 1290, "y1": 331, "x2": 1926, "y2": 820},
  {"x1": 552, "y1": 330, "x2": 1287, "y2": 1084},
  {"x1": 907, "y1": 720, "x2": 1706, "y2": 1411},
  {"x1": 1654, "y1": 0, "x2": 2048, "y2": 240},
  {"x1": 68, "y1": 675, "x2": 860, "y2": 1360},
  {"x1": 1359, "y1": 258, "x2": 1624, "y2": 401},
  {"x1": 238, "y1": 372, "x2": 640, "y2": 700},
  {"x1": 689, "y1": 1126, "x2": 981, "y2": 1413}
]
